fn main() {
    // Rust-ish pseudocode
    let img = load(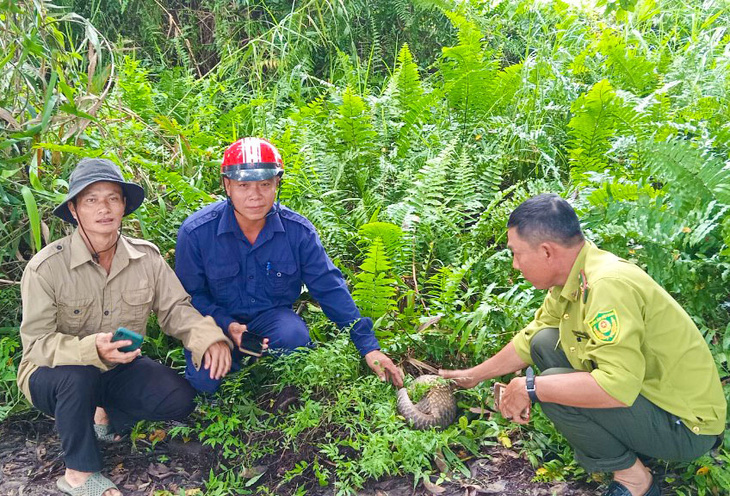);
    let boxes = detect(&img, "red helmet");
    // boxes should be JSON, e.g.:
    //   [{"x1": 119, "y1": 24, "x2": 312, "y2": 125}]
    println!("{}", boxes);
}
[{"x1": 221, "y1": 137, "x2": 284, "y2": 182}]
